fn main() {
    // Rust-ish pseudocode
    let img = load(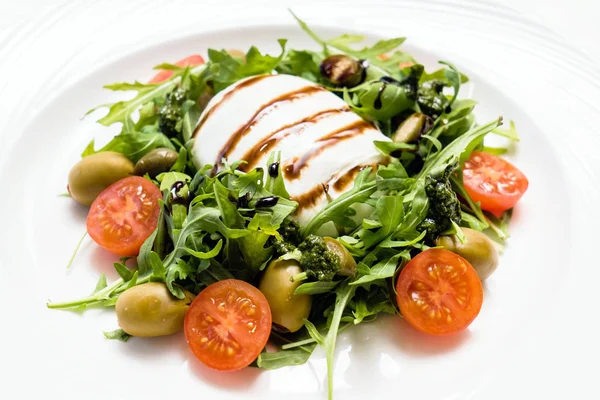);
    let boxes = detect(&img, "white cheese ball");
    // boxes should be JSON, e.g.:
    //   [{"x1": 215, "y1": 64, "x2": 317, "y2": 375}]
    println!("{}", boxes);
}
[{"x1": 192, "y1": 74, "x2": 390, "y2": 227}]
